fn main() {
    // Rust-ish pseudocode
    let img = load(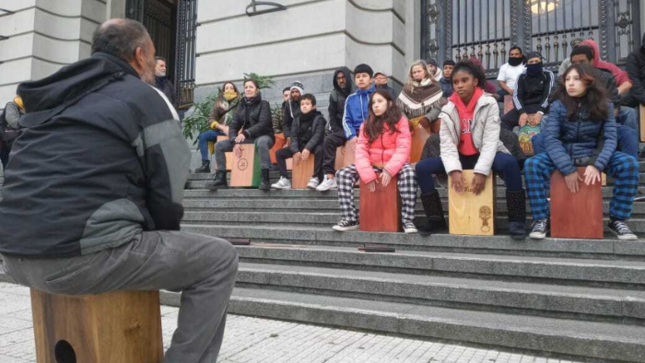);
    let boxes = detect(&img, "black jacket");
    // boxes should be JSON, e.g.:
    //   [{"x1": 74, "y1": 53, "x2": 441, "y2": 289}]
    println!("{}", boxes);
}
[
  {"x1": 282, "y1": 99, "x2": 300, "y2": 138},
  {"x1": 229, "y1": 94, "x2": 274, "y2": 142},
  {"x1": 0, "y1": 52, "x2": 189, "y2": 258},
  {"x1": 513, "y1": 69, "x2": 555, "y2": 114},
  {"x1": 154, "y1": 76, "x2": 178, "y2": 111},
  {"x1": 626, "y1": 33, "x2": 645, "y2": 105},
  {"x1": 328, "y1": 67, "x2": 353, "y2": 133},
  {"x1": 290, "y1": 111, "x2": 326, "y2": 153}
]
